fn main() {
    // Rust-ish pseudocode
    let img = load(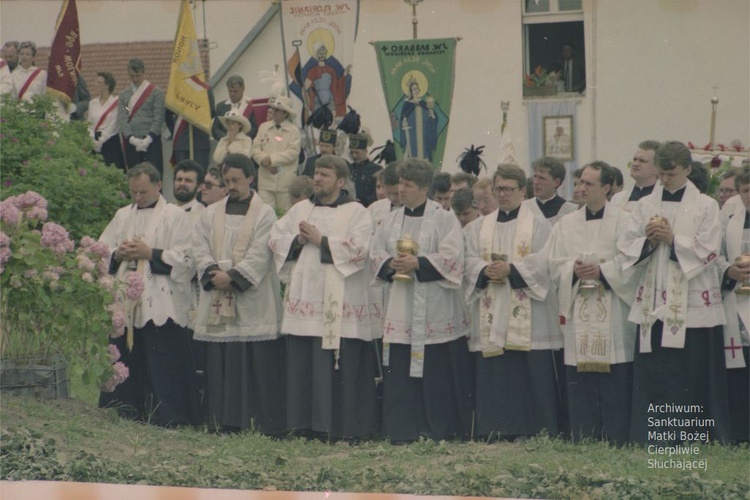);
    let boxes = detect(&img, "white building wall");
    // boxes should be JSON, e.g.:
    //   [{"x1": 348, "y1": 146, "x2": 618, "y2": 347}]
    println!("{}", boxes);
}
[{"x1": 2, "y1": 0, "x2": 748, "y2": 178}]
